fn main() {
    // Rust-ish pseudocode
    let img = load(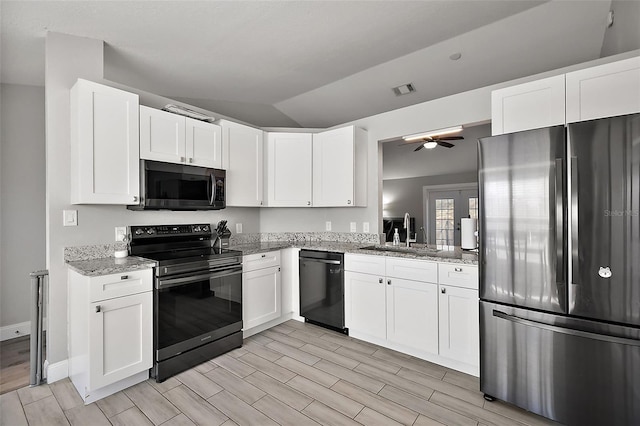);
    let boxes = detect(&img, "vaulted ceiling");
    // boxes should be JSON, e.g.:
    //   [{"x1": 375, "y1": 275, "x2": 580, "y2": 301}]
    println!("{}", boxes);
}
[{"x1": 2, "y1": 1, "x2": 638, "y2": 128}]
